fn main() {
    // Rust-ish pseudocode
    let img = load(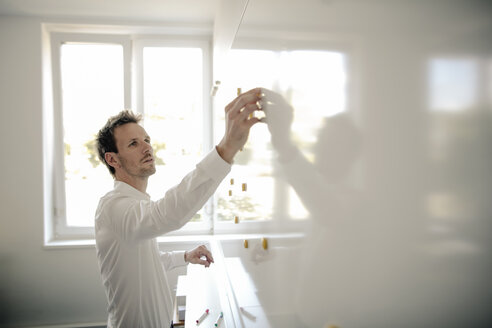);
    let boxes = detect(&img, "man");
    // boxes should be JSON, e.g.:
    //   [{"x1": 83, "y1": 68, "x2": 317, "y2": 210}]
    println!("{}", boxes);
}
[{"x1": 94, "y1": 88, "x2": 262, "y2": 328}]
